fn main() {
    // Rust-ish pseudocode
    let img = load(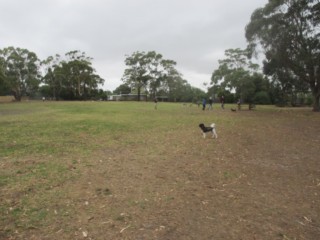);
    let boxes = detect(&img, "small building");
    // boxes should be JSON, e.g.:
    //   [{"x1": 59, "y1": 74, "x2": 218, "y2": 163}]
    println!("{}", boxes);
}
[{"x1": 108, "y1": 94, "x2": 147, "y2": 101}]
